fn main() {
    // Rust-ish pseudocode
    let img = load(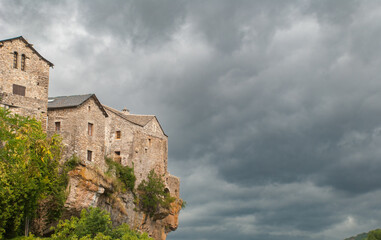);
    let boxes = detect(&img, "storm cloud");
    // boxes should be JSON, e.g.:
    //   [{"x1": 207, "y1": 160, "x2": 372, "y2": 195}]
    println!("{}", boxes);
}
[{"x1": 2, "y1": 0, "x2": 381, "y2": 239}]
